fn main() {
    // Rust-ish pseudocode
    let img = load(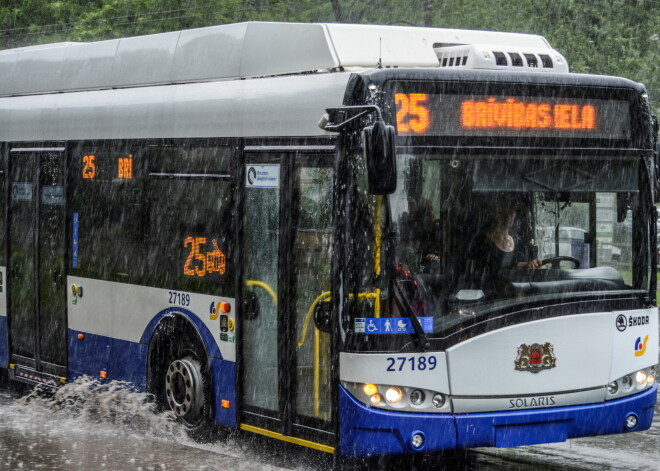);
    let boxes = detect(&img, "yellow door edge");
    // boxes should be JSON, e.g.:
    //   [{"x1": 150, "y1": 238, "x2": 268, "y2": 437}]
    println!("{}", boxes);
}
[{"x1": 239, "y1": 423, "x2": 335, "y2": 454}]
